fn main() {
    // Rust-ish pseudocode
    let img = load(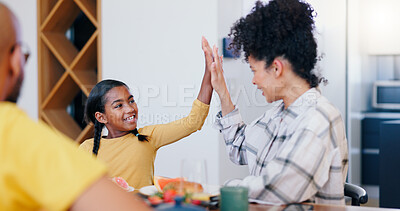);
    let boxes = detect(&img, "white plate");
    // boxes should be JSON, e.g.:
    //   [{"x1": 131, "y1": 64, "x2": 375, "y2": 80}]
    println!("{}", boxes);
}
[
  {"x1": 139, "y1": 184, "x2": 220, "y2": 197},
  {"x1": 139, "y1": 185, "x2": 158, "y2": 196}
]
